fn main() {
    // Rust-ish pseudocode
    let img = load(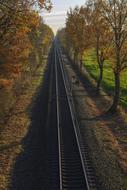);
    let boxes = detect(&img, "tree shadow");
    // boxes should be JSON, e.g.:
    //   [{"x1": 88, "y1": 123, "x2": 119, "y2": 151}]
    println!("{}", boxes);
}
[
  {"x1": 79, "y1": 111, "x2": 114, "y2": 122},
  {"x1": 9, "y1": 61, "x2": 51, "y2": 190}
]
